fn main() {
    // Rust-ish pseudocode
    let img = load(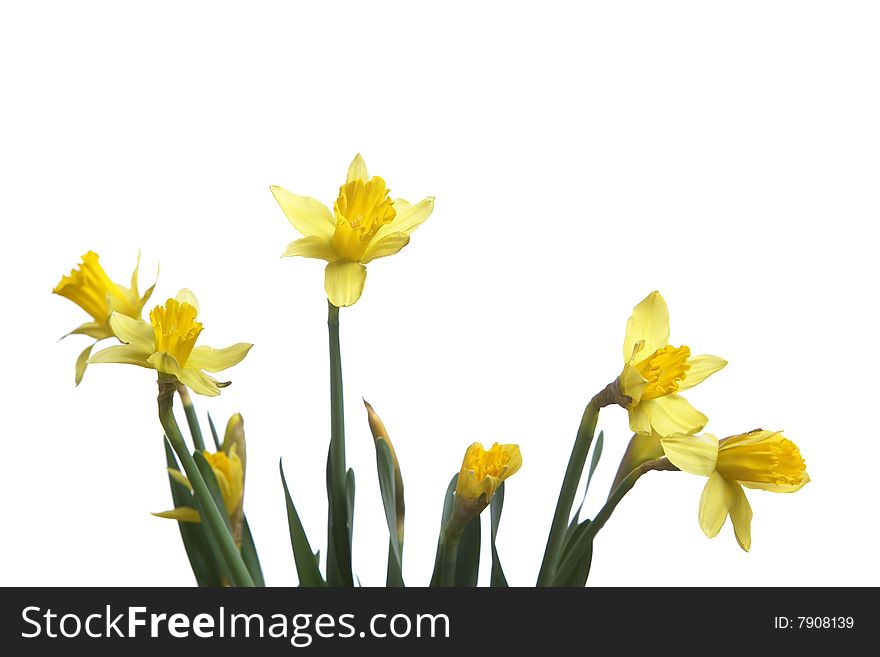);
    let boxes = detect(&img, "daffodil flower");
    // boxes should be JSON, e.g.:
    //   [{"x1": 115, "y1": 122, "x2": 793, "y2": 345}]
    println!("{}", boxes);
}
[
  {"x1": 619, "y1": 291, "x2": 727, "y2": 436},
  {"x1": 154, "y1": 446, "x2": 244, "y2": 529},
  {"x1": 453, "y1": 443, "x2": 522, "y2": 522},
  {"x1": 89, "y1": 290, "x2": 252, "y2": 396},
  {"x1": 271, "y1": 154, "x2": 435, "y2": 307},
  {"x1": 661, "y1": 430, "x2": 810, "y2": 551},
  {"x1": 53, "y1": 251, "x2": 156, "y2": 384}
]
